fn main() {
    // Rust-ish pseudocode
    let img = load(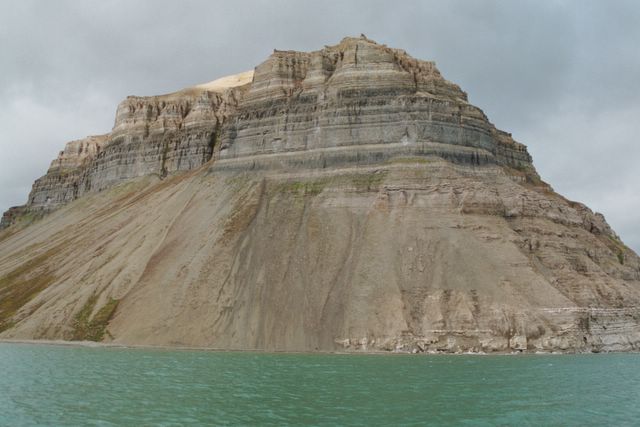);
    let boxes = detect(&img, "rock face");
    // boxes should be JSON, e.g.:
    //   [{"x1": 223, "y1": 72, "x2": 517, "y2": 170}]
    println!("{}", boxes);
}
[
  {"x1": 26, "y1": 135, "x2": 108, "y2": 211},
  {"x1": 1, "y1": 36, "x2": 639, "y2": 353},
  {"x1": 217, "y1": 38, "x2": 531, "y2": 172},
  {"x1": 1, "y1": 71, "x2": 252, "y2": 227}
]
